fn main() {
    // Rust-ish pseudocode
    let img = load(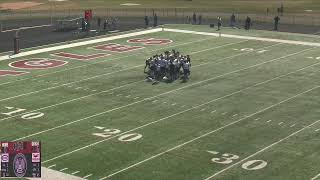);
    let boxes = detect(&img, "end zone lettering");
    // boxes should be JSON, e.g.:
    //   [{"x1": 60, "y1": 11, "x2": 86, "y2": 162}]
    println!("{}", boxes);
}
[
  {"x1": 9, "y1": 58, "x2": 68, "y2": 70},
  {"x1": 128, "y1": 38, "x2": 173, "y2": 45},
  {"x1": 93, "y1": 43, "x2": 144, "y2": 53}
]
